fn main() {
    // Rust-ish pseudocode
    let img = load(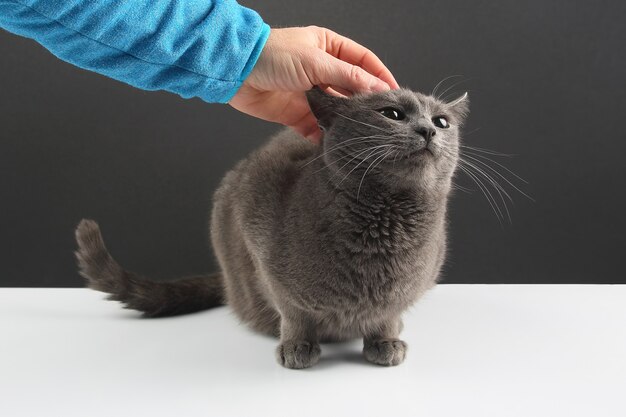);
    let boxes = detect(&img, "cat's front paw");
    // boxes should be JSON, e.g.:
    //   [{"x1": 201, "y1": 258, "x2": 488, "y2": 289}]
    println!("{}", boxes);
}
[
  {"x1": 363, "y1": 338, "x2": 407, "y2": 366},
  {"x1": 276, "y1": 340, "x2": 321, "y2": 369}
]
